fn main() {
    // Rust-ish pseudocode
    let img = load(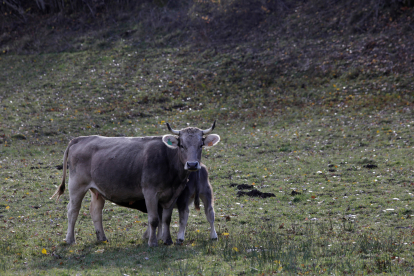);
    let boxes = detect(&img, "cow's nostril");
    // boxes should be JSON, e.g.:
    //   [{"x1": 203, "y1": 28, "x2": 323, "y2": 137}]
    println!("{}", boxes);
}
[{"x1": 186, "y1": 161, "x2": 199, "y2": 170}]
